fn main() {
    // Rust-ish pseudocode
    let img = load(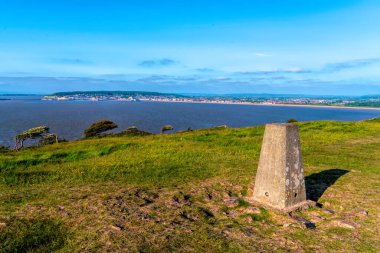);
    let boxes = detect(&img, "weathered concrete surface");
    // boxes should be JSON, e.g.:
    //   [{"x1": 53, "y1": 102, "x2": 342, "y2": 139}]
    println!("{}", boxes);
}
[{"x1": 249, "y1": 123, "x2": 314, "y2": 213}]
